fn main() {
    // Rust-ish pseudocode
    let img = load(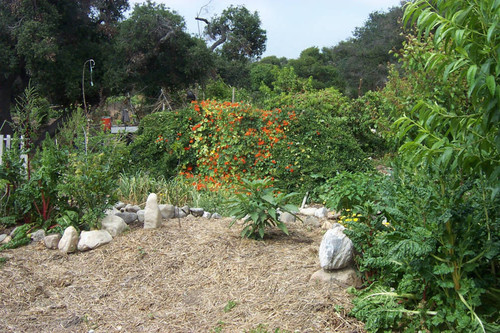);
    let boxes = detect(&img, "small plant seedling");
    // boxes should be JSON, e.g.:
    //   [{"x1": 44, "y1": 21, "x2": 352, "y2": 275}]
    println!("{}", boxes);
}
[
  {"x1": 223, "y1": 300, "x2": 238, "y2": 313},
  {"x1": 211, "y1": 320, "x2": 225, "y2": 333},
  {"x1": 0, "y1": 257, "x2": 8, "y2": 267}
]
